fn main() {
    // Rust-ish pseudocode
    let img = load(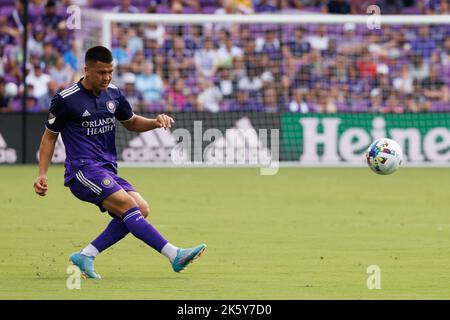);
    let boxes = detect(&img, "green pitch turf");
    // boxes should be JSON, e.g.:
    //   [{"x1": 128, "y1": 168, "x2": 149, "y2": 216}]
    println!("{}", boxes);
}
[{"x1": 1, "y1": 165, "x2": 449, "y2": 299}]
